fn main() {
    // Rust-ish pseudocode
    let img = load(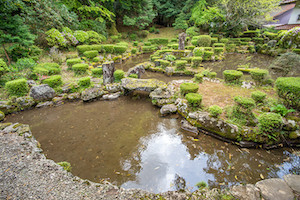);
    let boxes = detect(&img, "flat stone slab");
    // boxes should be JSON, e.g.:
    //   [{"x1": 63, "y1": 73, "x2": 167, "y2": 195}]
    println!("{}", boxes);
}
[
  {"x1": 255, "y1": 178, "x2": 294, "y2": 200},
  {"x1": 121, "y1": 78, "x2": 167, "y2": 92},
  {"x1": 283, "y1": 174, "x2": 300, "y2": 193},
  {"x1": 230, "y1": 184, "x2": 260, "y2": 200}
]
